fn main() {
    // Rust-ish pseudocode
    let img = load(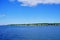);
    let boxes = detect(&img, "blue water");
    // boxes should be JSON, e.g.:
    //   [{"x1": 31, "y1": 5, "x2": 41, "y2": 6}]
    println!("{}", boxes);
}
[{"x1": 0, "y1": 26, "x2": 60, "y2": 40}]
